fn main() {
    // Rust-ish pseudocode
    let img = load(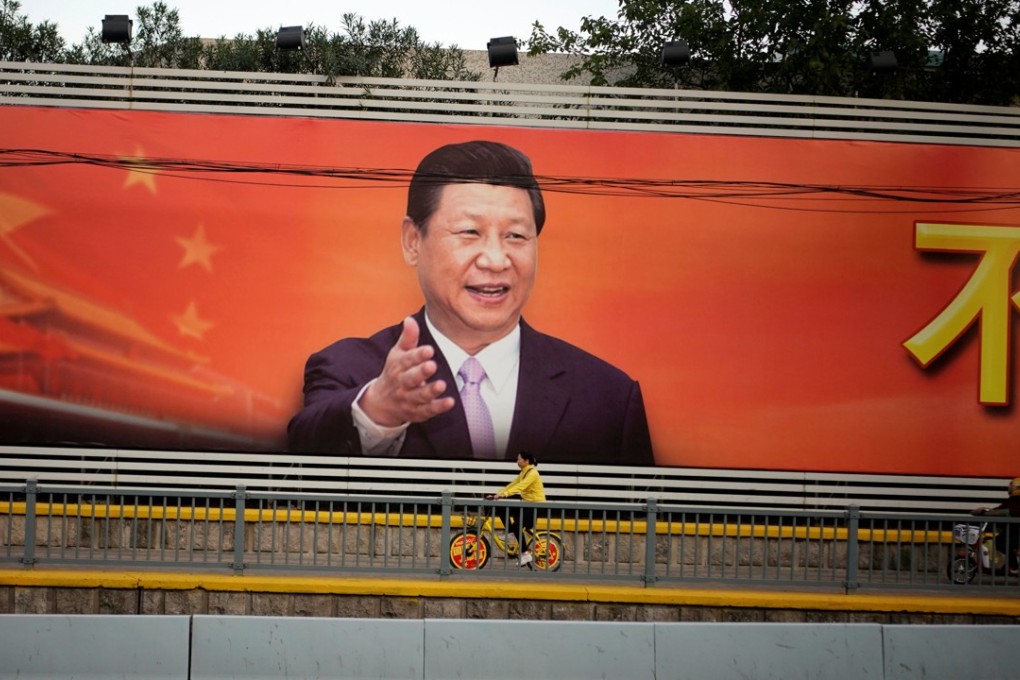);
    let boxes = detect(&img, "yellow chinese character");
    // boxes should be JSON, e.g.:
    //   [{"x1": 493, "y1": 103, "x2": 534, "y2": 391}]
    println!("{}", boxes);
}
[{"x1": 904, "y1": 222, "x2": 1020, "y2": 405}]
